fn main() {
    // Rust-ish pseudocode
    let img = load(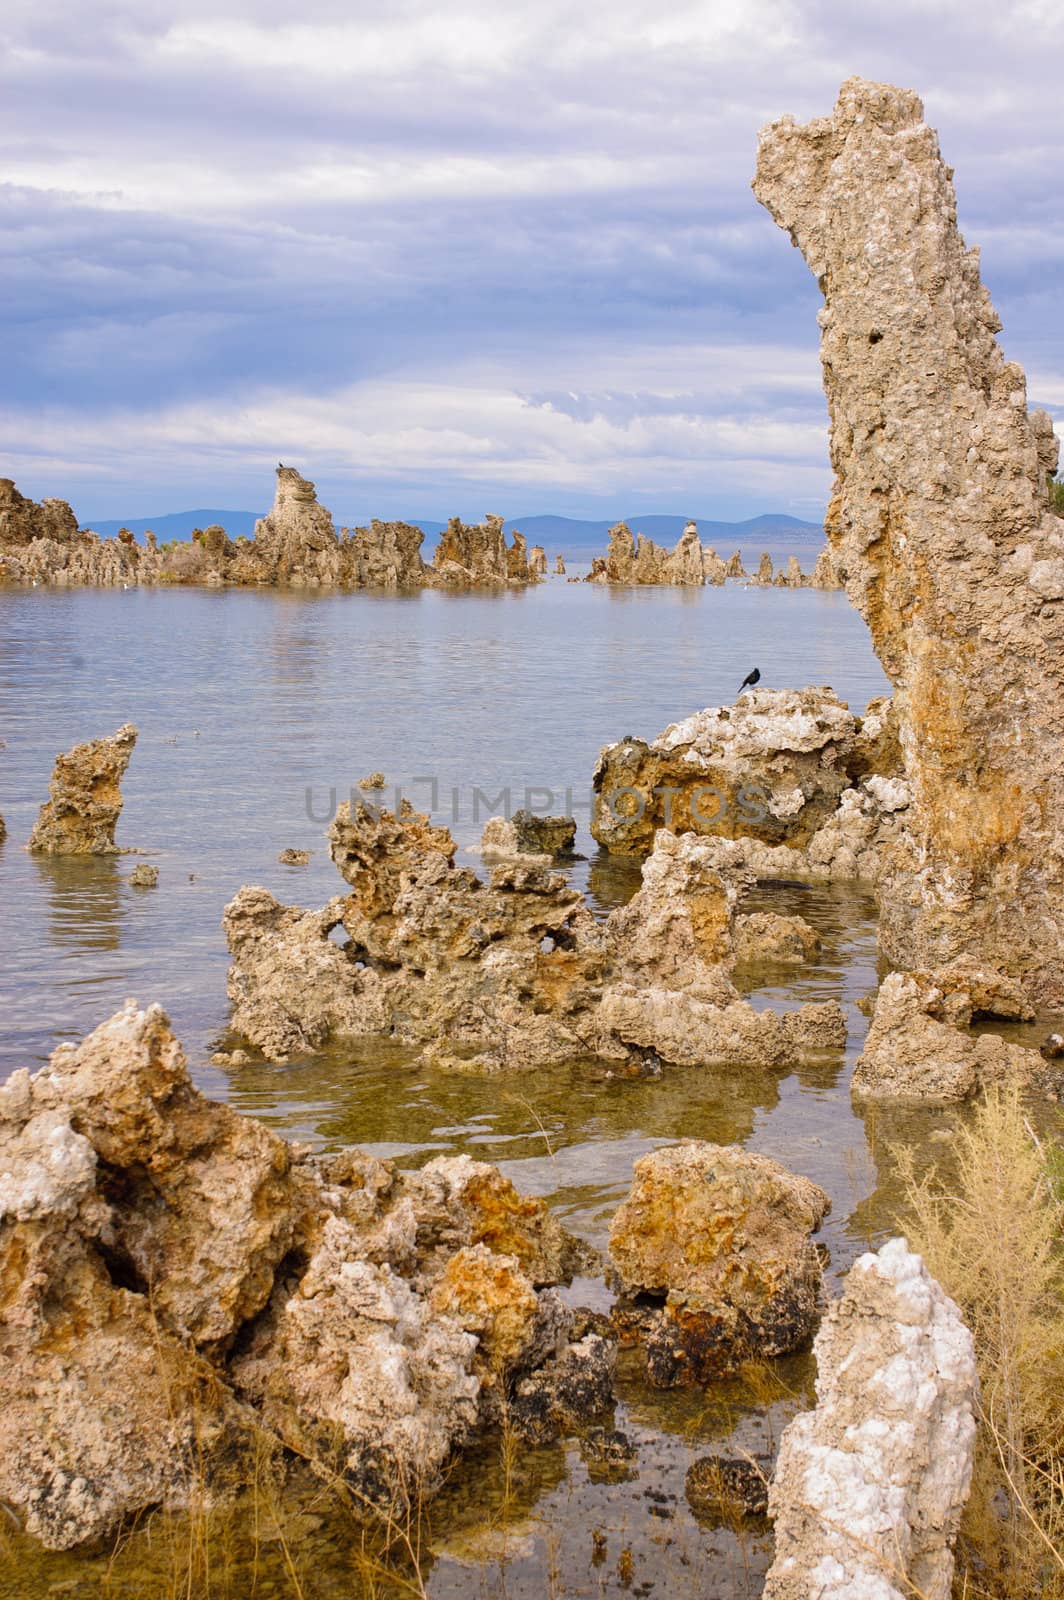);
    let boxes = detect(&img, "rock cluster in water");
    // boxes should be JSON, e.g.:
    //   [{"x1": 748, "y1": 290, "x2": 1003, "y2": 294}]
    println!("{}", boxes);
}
[
  {"x1": 222, "y1": 792, "x2": 844, "y2": 1072},
  {"x1": 27, "y1": 723, "x2": 138, "y2": 855},
  {"x1": 0, "y1": 468, "x2": 539, "y2": 592},
  {"x1": 0, "y1": 1001, "x2": 609, "y2": 1550},
  {"x1": 764, "y1": 1238, "x2": 976, "y2": 1600},
  {"x1": 582, "y1": 521, "x2": 838, "y2": 588},
  {"x1": 755, "y1": 77, "x2": 1064, "y2": 1005}
]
